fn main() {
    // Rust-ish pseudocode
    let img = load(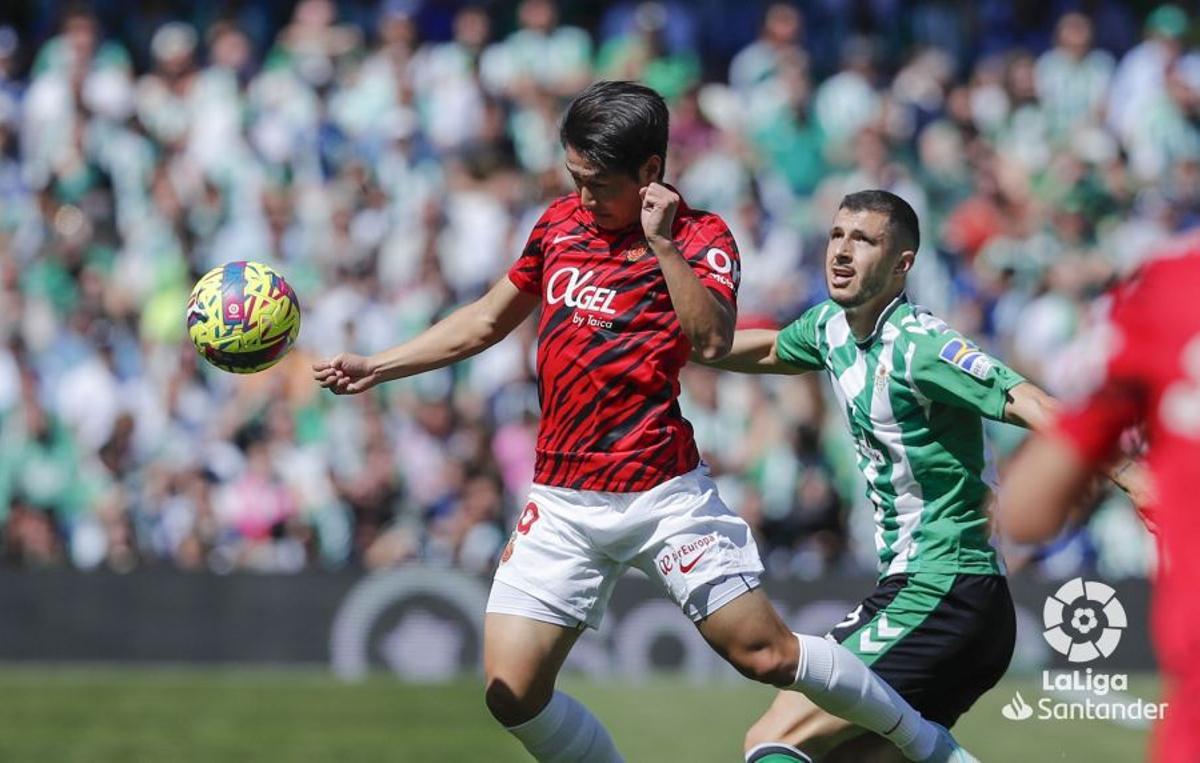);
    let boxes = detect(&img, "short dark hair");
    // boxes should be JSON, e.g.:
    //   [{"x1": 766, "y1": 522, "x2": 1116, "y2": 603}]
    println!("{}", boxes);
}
[
  {"x1": 560, "y1": 81, "x2": 669, "y2": 180},
  {"x1": 839, "y1": 190, "x2": 920, "y2": 253}
]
